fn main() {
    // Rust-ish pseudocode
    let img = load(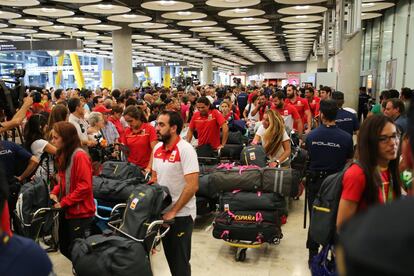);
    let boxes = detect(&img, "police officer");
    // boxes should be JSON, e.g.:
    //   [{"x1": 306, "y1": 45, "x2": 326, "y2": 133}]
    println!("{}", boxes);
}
[
  {"x1": 305, "y1": 99, "x2": 354, "y2": 264},
  {"x1": 332, "y1": 91, "x2": 359, "y2": 136}
]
